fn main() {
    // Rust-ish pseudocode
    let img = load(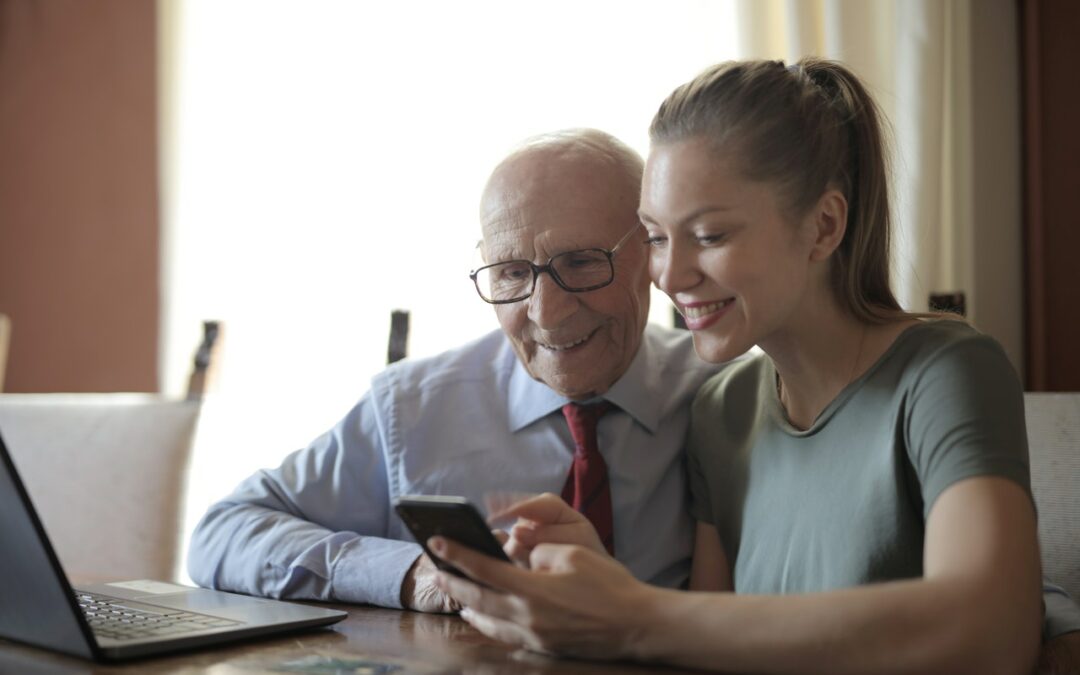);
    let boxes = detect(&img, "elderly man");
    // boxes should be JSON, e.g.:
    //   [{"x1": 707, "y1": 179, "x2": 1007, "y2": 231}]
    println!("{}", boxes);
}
[{"x1": 187, "y1": 129, "x2": 719, "y2": 611}]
